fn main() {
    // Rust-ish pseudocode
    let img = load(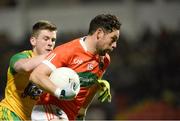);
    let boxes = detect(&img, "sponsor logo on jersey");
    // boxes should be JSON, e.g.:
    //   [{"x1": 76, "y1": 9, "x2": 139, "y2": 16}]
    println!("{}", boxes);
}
[{"x1": 73, "y1": 58, "x2": 83, "y2": 65}]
